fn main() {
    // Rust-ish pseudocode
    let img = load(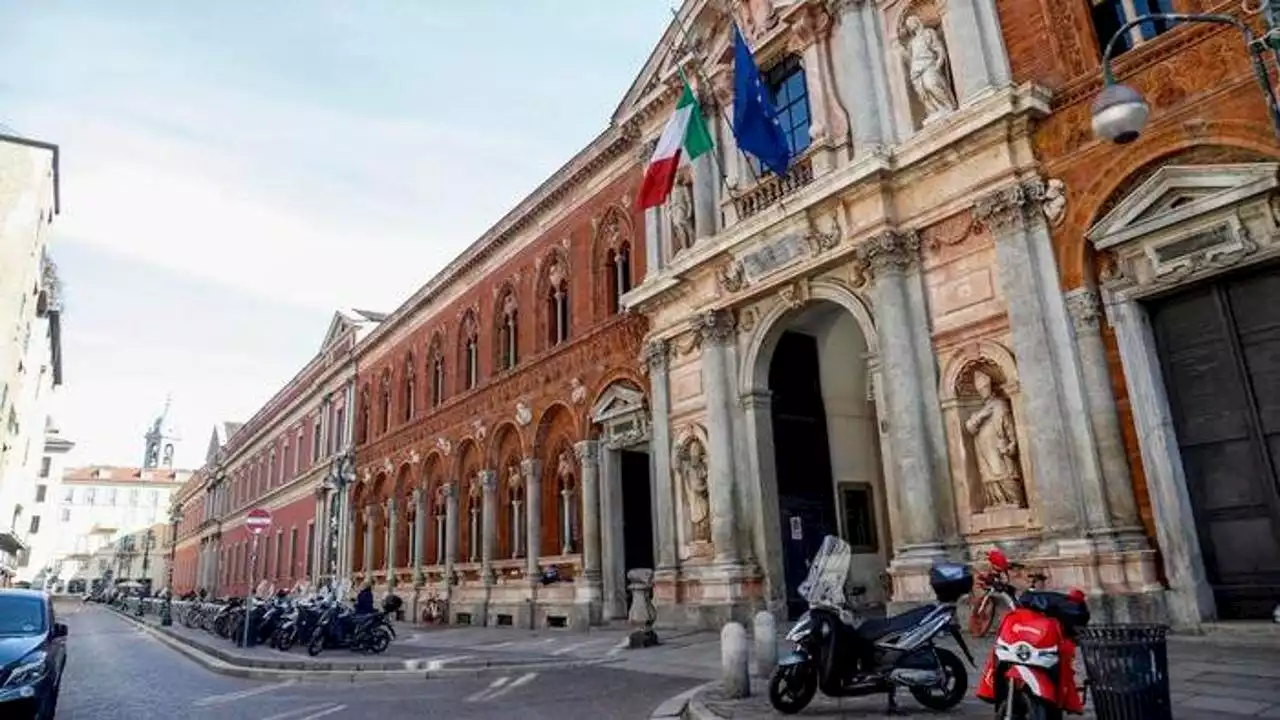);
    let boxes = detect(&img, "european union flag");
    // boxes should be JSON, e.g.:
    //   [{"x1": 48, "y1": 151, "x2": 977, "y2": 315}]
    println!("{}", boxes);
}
[{"x1": 731, "y1": 24, "x2": 791, "y2": 177}]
